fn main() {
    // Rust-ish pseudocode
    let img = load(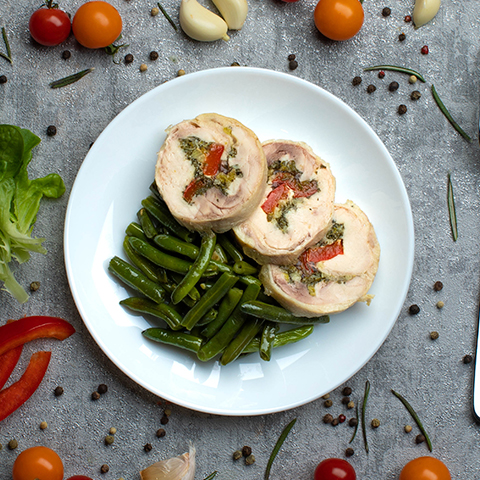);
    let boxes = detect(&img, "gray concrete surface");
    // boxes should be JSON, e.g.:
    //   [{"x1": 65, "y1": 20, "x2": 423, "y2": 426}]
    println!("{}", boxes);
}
[{"x1": 1, "y1": 0, "x2": 480, "y2": 478}]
